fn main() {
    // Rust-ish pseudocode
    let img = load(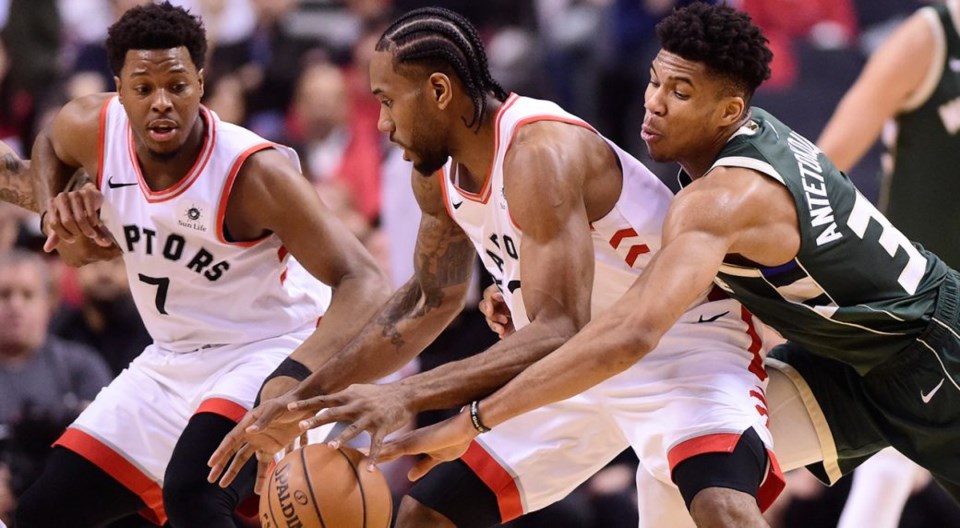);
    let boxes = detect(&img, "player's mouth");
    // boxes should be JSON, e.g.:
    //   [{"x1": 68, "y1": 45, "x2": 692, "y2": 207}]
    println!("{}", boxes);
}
[
  {"x1": 640, "y1": 123, "x2": 662, "y2": 143},
  {"x1": 147, "y1": 120, "x2": 179, "y2": 142}
]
